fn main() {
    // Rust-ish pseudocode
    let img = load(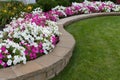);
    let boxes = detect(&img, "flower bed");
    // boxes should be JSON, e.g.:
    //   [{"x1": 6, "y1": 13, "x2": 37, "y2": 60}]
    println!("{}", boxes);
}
[
  {"x1": 51, "y1": 1, "x2": 120, "y2": 18},
  {"x1": 0, "y1": 8, "x2": 60, "y2": 68},
  {"x1": 0, "y1": 1, "x2": 120, "y2": 69}
]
